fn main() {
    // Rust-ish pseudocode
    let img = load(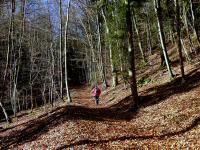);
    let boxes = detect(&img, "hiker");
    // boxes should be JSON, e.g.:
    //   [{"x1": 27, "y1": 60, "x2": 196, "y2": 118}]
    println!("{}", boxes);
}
[{"x1": 91, "y1": 85, "x2": 101, "y2": 105}]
